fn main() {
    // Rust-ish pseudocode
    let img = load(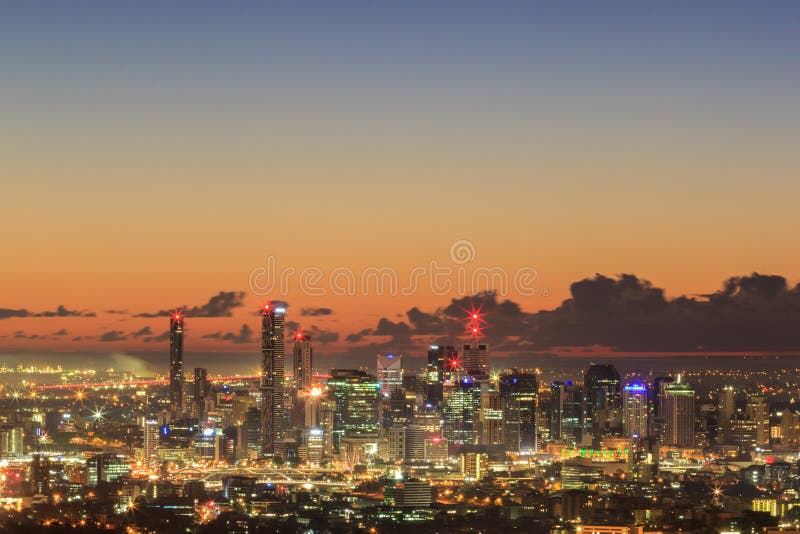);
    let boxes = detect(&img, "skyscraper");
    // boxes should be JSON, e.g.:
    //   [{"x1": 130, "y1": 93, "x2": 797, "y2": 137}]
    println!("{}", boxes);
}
[
  {"x1": 562, "y1": 382, "x2": 585, "y2": 445},
  {"x1": 327, "y1": 369, "x2": 380, "y2": 453},
  {"x1": 377, "y1": 353, "x2": 403, "y2": 395},
  {"x1": 651, "y1": 375, "x2": 675, "y2": 440},
  {"x1": 169, "y1": 312, "x2": 184, "y2": 417},
  {"x1": 425, "y1": 345, "x2": 456, "y2": 405},
  {"x1": 478, "y1": 386, "x2": 503, "y2": 446},
  {"x1": 718, "y1": 385, "x2": 735, "y2": 444},
  {"x1": 746, "y1": 394, "x2": 769, "y2": 447},
  {"x1": 663, "y1": 377, "x2": 695, "y2": 447},
  {"x1": 293, "y1": 333, "x2": 313, "y2": 391},
  {"x1": 193, "y1": 367, "x2": 209, "y2": 420},
  {"x1": 461, "y1": 343, "x2": 489, "y2": 380},
  {"x1": 260, "y1": 304, "x2": 286, "y2": 456},
  {"x1": 500, "y1": 371, "x2": 538, "y2": 453},
  {"x1": 443, "y1": 375, "x2": 480, "y2": 445},
  {"x1": 584, "y1": 364, "x2": 622, "y2": 438},
  {"x1": 143, "y1": 419, "x2": 159, "y2": 461},
  {"x1": 623, "y1": 383, "x2": 649, "y2": 438}
]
